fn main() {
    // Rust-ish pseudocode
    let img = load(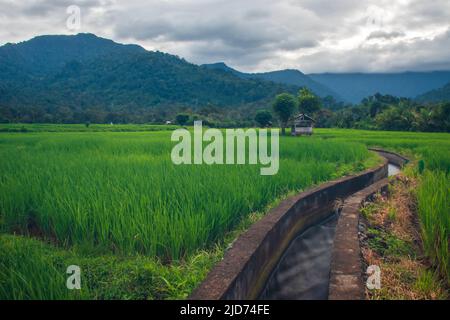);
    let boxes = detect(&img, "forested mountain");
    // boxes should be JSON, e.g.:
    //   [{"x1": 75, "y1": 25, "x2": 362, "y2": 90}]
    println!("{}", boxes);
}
[
  {"x1": 0, "y1": 33, "x2": 299, "y2": 122},
  {"x1": 416, "y1": 82, "x2": 450, "y2": 103},
  {"x1": 308, "y1": 72, "x2": 450, "y2": 104},
  {"x1": 2, "y1": 33, "x2": 450, "y2": 125},
  {"x1": 202, "y1": 62, "x2": 342, "y2": 101}
]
